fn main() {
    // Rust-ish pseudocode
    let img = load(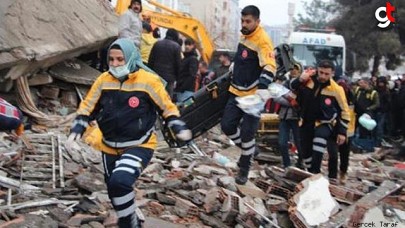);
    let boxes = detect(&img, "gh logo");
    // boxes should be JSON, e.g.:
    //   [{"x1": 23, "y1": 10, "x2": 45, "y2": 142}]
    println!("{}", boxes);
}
[{"x1": 375, "y1": 2, "x2": 396, "y2": 28}]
